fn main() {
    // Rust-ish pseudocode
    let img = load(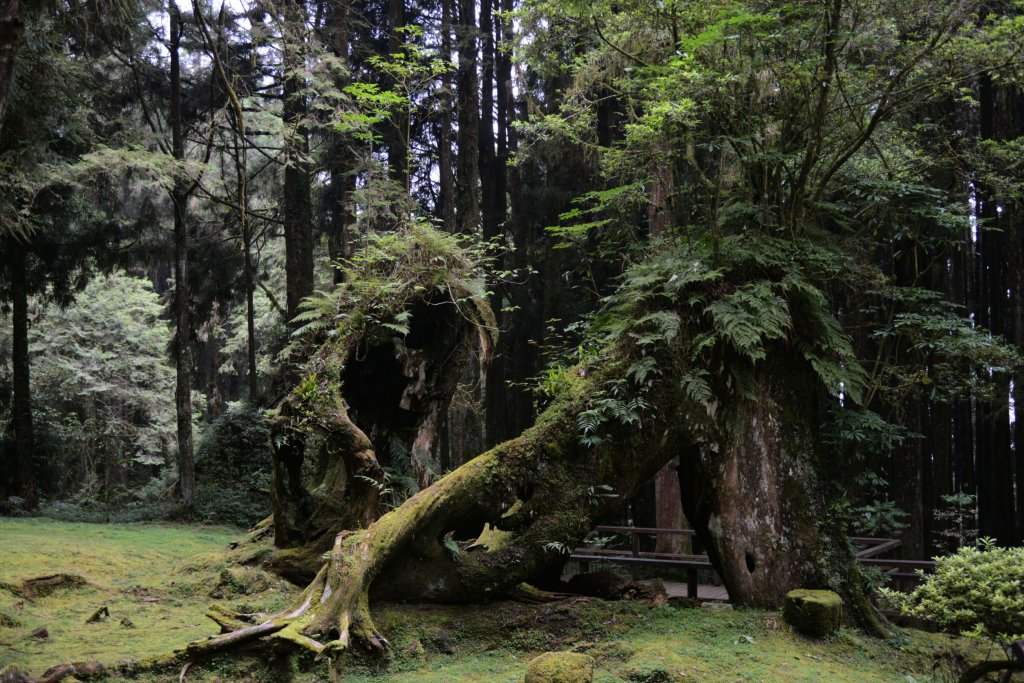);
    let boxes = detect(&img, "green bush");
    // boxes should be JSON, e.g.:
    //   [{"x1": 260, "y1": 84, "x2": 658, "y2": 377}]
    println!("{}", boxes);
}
[
  {"x1": 193, "y1": 404, "x2": 272, "y2": 527},
  {"x1": 882, "y1": 539, "x2": 1024, "y2": 643},
  {"x1": 195, "y1": 403, "x2": 272, "y2": 484}
]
